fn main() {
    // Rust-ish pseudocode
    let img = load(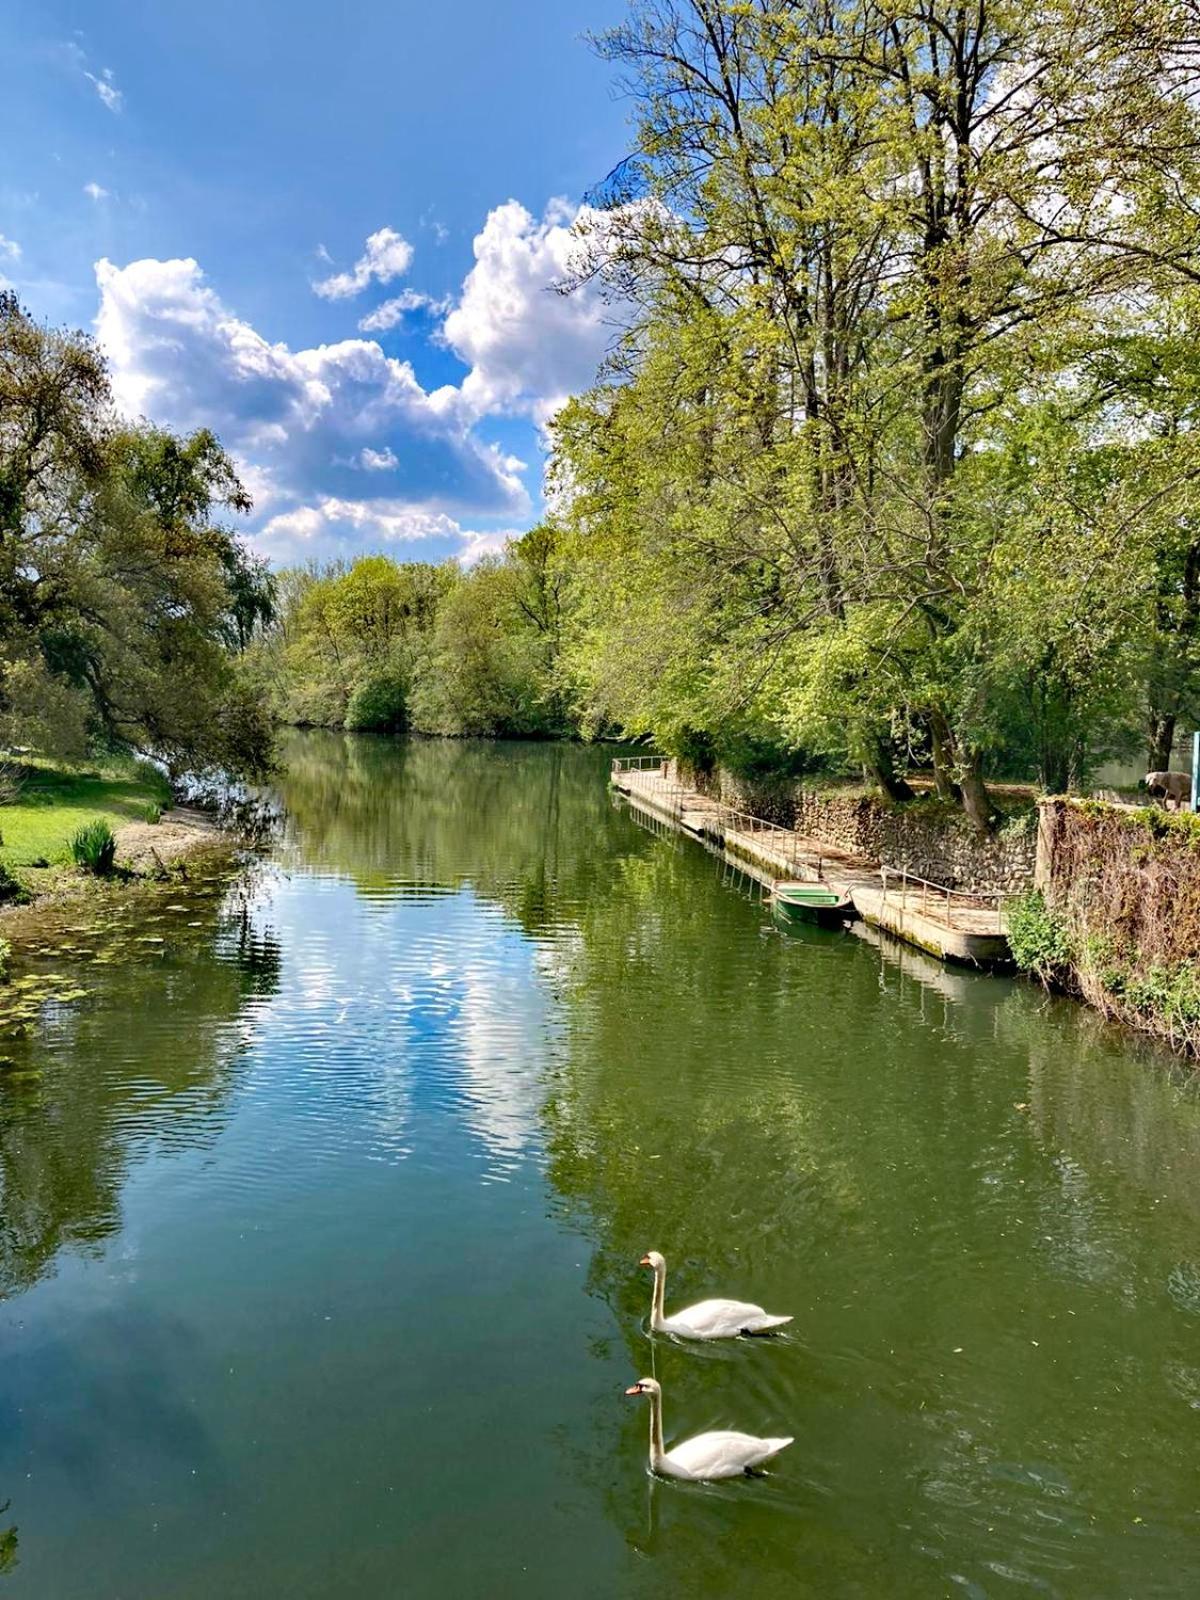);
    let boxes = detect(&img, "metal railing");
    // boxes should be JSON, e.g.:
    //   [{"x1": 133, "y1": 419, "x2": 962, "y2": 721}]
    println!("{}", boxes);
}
[
  {"x1": 712, "y1": 804, "x2": 825, "y2": 881},
  {"x1": 880, "y1": 865, "x2": 1006, "y2": 933},
  {"x1": 611, "y1": 754, "x2": 669, "y2": 775},
  {"x1": 612, "y1": 761, "x2": 827, "y2": 881}
]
